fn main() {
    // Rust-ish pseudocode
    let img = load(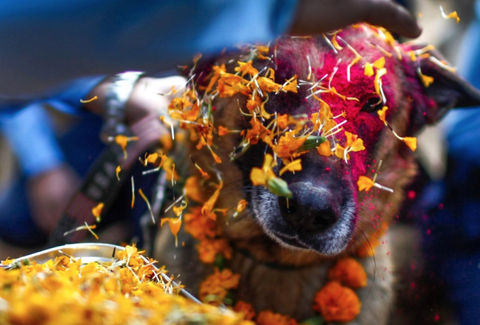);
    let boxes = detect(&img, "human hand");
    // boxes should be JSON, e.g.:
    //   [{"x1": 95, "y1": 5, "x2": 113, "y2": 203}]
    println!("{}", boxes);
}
[
  {"x1": 27, "y1": 165, "x2": 80, "y2": 234},
  {"x1": 84, "y1": 75, "x2": 187, "y2": 126},
  {"x1": 289, "y1": 0, "x2": 421, "y2": 38}
]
